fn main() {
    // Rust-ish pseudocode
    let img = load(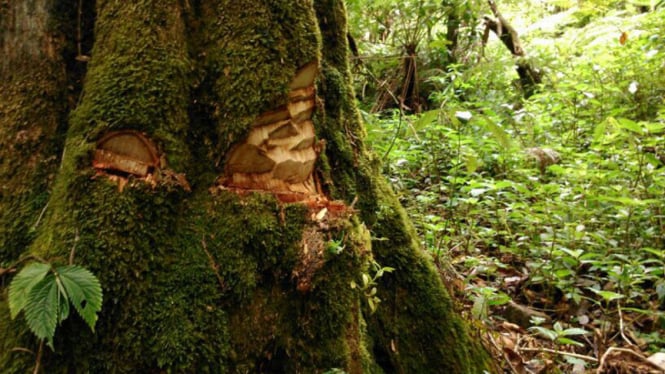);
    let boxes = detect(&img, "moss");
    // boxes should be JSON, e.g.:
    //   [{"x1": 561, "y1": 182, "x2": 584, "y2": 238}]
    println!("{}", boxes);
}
[
  {"x1": 1, "y1": 1, "x2": 491, "y2": 372},
  {"x1": 68, "y1": 0, "x2": 192, "y2": 170},
  {"x1": 0, "y1": 0, "x2": 67, "y2": 264},
  {"x1": 313, "y1": 1, "x2": 493, "y2": 372},
  {"x1": 0, "y1": 300, "x2": 37, "y2": 373},
  {"x1": 192, "y1": 0, "x2": 322, "y2": 162}
]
